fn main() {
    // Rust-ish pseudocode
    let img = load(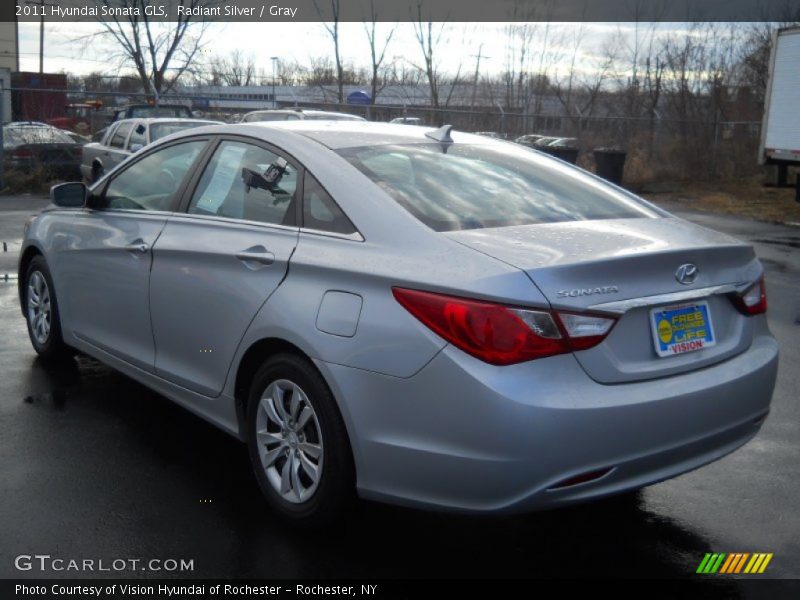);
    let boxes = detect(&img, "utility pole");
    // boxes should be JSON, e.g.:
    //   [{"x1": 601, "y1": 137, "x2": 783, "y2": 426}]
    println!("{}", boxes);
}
[
  {"x1": 470, "y1": 45, "x2": 490, "y2": 109},
  {"x1": 270, "y1": 56, "x2": 279, "y2": 108},
  {"x1": 25, "y1": 0, "x2": 56, "y2": 73}
]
